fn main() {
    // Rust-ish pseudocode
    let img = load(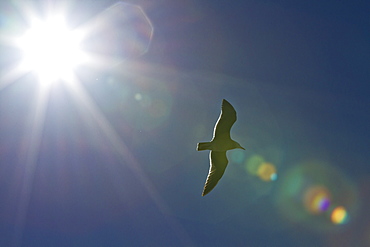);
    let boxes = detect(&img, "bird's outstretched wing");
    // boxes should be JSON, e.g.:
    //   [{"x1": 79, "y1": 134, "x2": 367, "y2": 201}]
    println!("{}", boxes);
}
[
  {"x1": 212, "y1": 99, "x2": 237, "y2": 139},
  {"x1": 202, "y1": 151, "x2": 228, "y2": 196}
]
